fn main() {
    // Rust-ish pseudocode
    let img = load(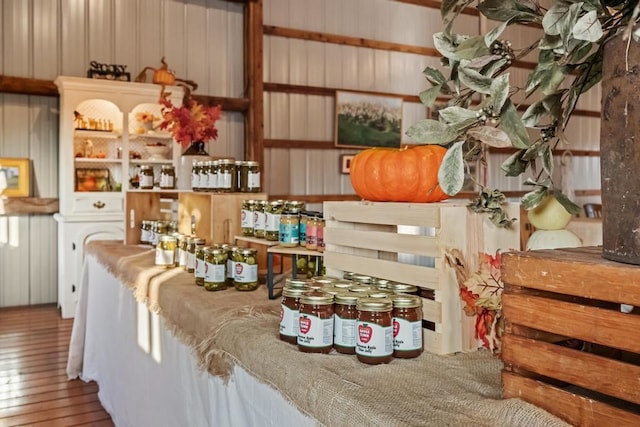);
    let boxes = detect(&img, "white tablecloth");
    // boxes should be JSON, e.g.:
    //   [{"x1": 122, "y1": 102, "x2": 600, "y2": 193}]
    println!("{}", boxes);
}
[{"x1": 67, "y1": 254, "x2": 315, "y2": 427}]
